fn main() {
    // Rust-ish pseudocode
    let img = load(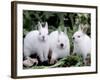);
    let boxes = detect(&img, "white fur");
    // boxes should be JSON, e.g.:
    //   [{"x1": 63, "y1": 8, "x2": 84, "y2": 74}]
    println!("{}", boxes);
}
[
  {"x1": 49, "y1": 28, "x2": 70, "y2": 63},
  {"x1": 24, "y1": 22, "x2": 49, "y2": 62},
  {"x1": 72, "y1": 24, "x2": 91, "y2": 64}
]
